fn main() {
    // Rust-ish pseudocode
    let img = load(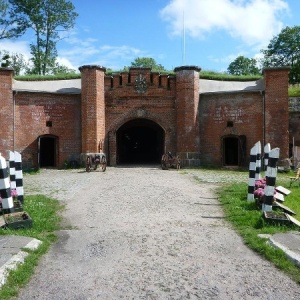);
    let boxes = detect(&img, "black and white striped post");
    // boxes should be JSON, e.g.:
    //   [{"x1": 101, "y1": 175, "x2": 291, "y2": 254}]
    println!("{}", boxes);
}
[
  {"x1": 0, "y1": 153, "x2": 14, "y2": 213},
  {"x1": 9, "y1": 151, "x2": 16, "y2": 191},
  {"x1": 14, "y1": 151, "x2": 24, "y2": 204},
  {"x1": 247, "y1": 142, "x2": 259, "y2": 201},
  {"x1": 255, "y1": 141, "x2": 261, "y2": 180},
  {"x1": 264, "y1": 143, "x2": 271, "y2": 171},
  {"x1": 262, "y1": 147, "x2": 280, "y2": 212}
]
